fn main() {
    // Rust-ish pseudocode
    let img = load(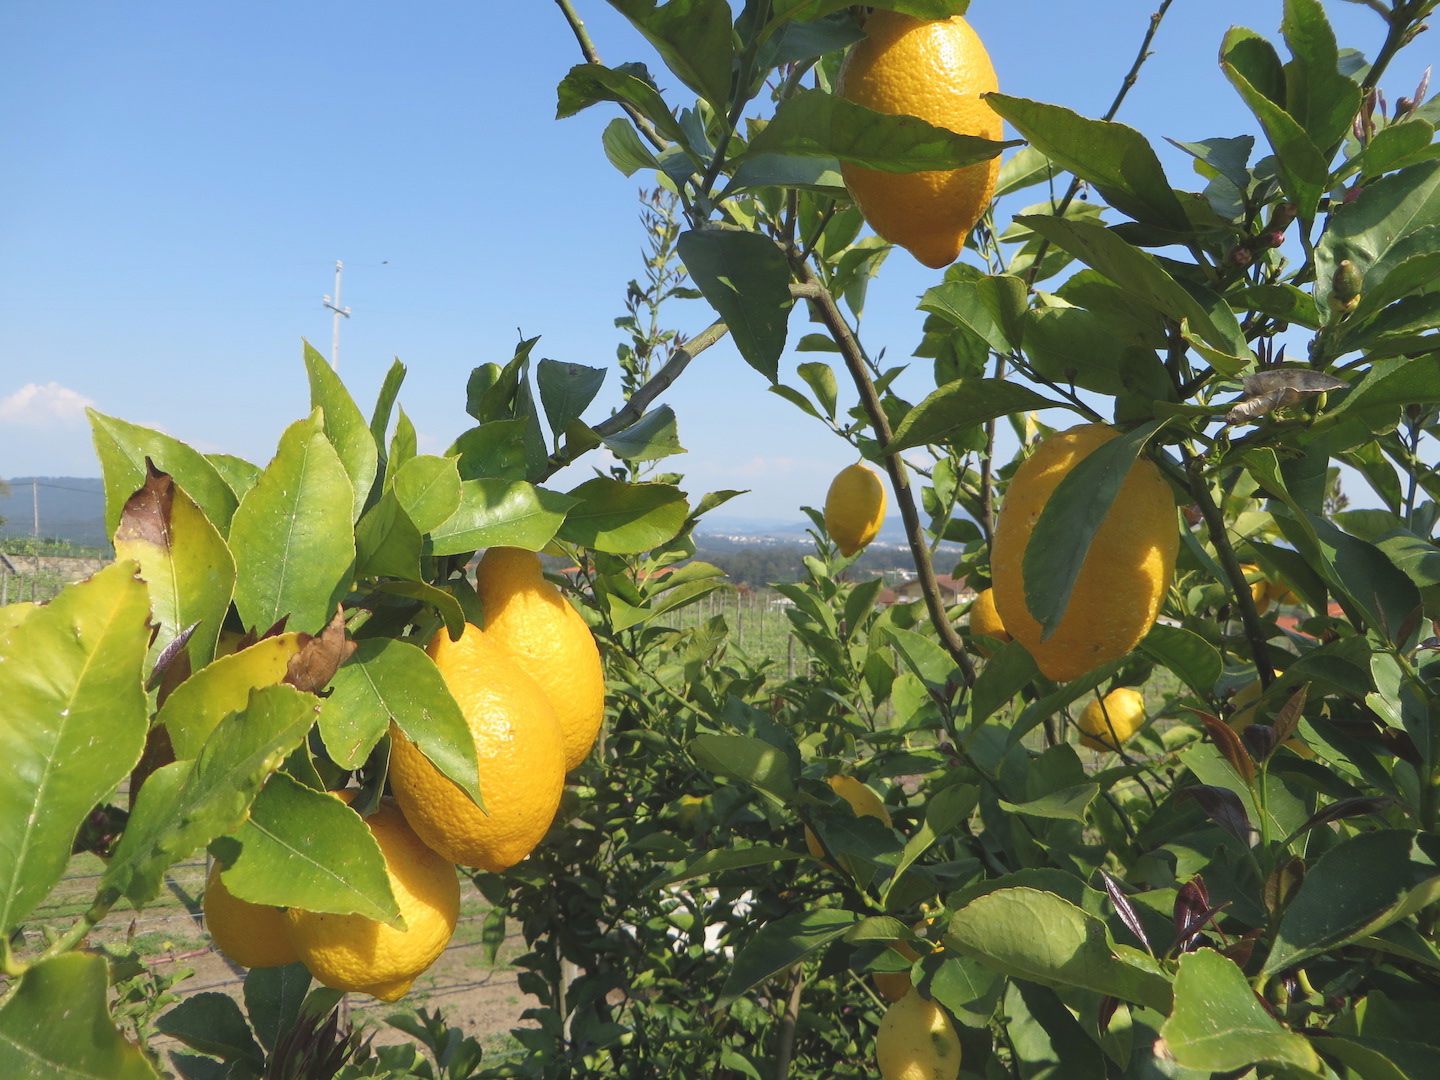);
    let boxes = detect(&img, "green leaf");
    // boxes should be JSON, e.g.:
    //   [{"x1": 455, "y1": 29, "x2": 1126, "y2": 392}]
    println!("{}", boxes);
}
[
  {"x1": 156, "y1": 993, "x2": 264, "y2": 1068},
  {"x1": 607, "y1": 0, "x2": 735, "y2": 113},
  {"x1": 1265, "y1": 830, "x2": 1440, "y2": 975},
  {"x1": 1005, "y1": 981, "x2": 1107, "y2": 1080},
  {"x1": 536, "y1": 358, "x2": 606, "y2": 441},
  {"x1": 602, "y1": 405, "x2": 687, "y2": 463},
  {"x1": 1163, "y1": 949, "x2": 1321, "y2": 1072},
  {"x1": 0, "y1": 563, "x2": 150, "y2": 936},
  {"x1": 1228, "y1": 283, "x2": 1322, "y2": 329},
  {"x1": 368, "y1": 359, "x2": 407, "y2": 454},
  {"x1": 726, "y1": 153, "x2": 846, "y2": 195},
  {"x1": 102, "y1": 683, "x2": 317, "y2": 907},
  {"x1": 157, "y1": 631, "x2": 304, "y2": 760},
  {"x1": 601, "y1": 116, "x2": 660, "y2": 176},
  {"x1": 1013, "y1": 215, "x2": 1238, "y2": 354},
  {"x1": 556, "y1": 62, "x2": 690, "y2": 147},
  {"x1": 1317, "y1": 1035, "x2": 1436, "y2": 1080},
  {"x1": 319, "y1": 638, "x2": 480, "y2": 805},
  {"x1": 919, "y1": 273, "x2": 1028, "y2": 354},
  {"x1": 883, "y1": 625, "x2": 958, "y2": 692},
  {"x1": 1023, "y1": 305, "x2": 1173, "y2": 402},
  {"x1": 739, "y1": 88, "x2": 1015, "y2": 172},
  {"x1": 1222, "y1": 27, "x2": 1329, "y2": 219},
  {"x1": 450, "y1": 419, "x2": 530, "y2": 482},
  {"x1": 654, "y1": 845, "x2": 807, "y2": 888},
  {"x1": 1280, "y1": 0, "x2": 1363, "y2": 152},
  {"x1": 998, "y1": 783, "x2": 1100, "y2": 823},
  {"x1": 90, "y1": 410, "x2": 239, "y2": 540},
  {"x1": 887, "y1": 379, "x2": 1065, "y2": 452},
  {"x1": 206, "y1": 453, "x2": 262, "y2": 503},
  {"x1": 1138, "y1": 624, "x2": 1222, "y2": 698},
  {"x1": 886, "y1": 784, "x2": 979, "y2": 899},
  {"x1": 244, "y1": 964, "x2": 312, "y2": 1053},
  {"x1": 220, "y1": 772, "x2": 400, "y2": 923},
  {"x1": 1307, "y1": 512, "x2": 1424, "y2": 643},
  {"x1": 689, "y1": 733, "x2": 797, "y2": 806},
  {"x1": 428, "y1": 479, "x2": 576, "y2": 555},
  {"x1": 985, "y1": 95, "x2": 1190, "y2": 231},
  {"x1": 113, "y1": 467, "x2": 235, "y2": 672},
  {"x1": 229, "y1": 411, "x2": 356, "y2": 635},
  {"x1": 304, "y1": 341, "x2": 379, "y2": 522},
  {"x1": 391, "y1": 454, "x2": 462, "y2": 535},
  {"x1": 0, "y1": 952, "x2": 161, "y2": 1079},
  {"x1": 677, "y1": 229, "x2": 793, "y2": 382},
  {"x1": 717, "y1": 909, "x2": 858, "y2": 1007},
  {"x1": 354, "y1": 489, "x2": 423, "y2": 581},
  {"x1": 559, "y1": 477, "x2": 689, "y2": 554},
  {"x1": 1315, "y1": 161, "x2": 1440, "y2": 313},
  {"x1": 946, "y1": 887, "x2": 1172, "y2": 1011},
  {"x1": 1021, "y1": 420, "x2": 1169, "y2": 638},
  {"x1": 796, "y1": 362, "x2": 838, "y2": 419},
  {"x1": 970, "y1": 640, "x2": 1039, "y2": 726}
]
